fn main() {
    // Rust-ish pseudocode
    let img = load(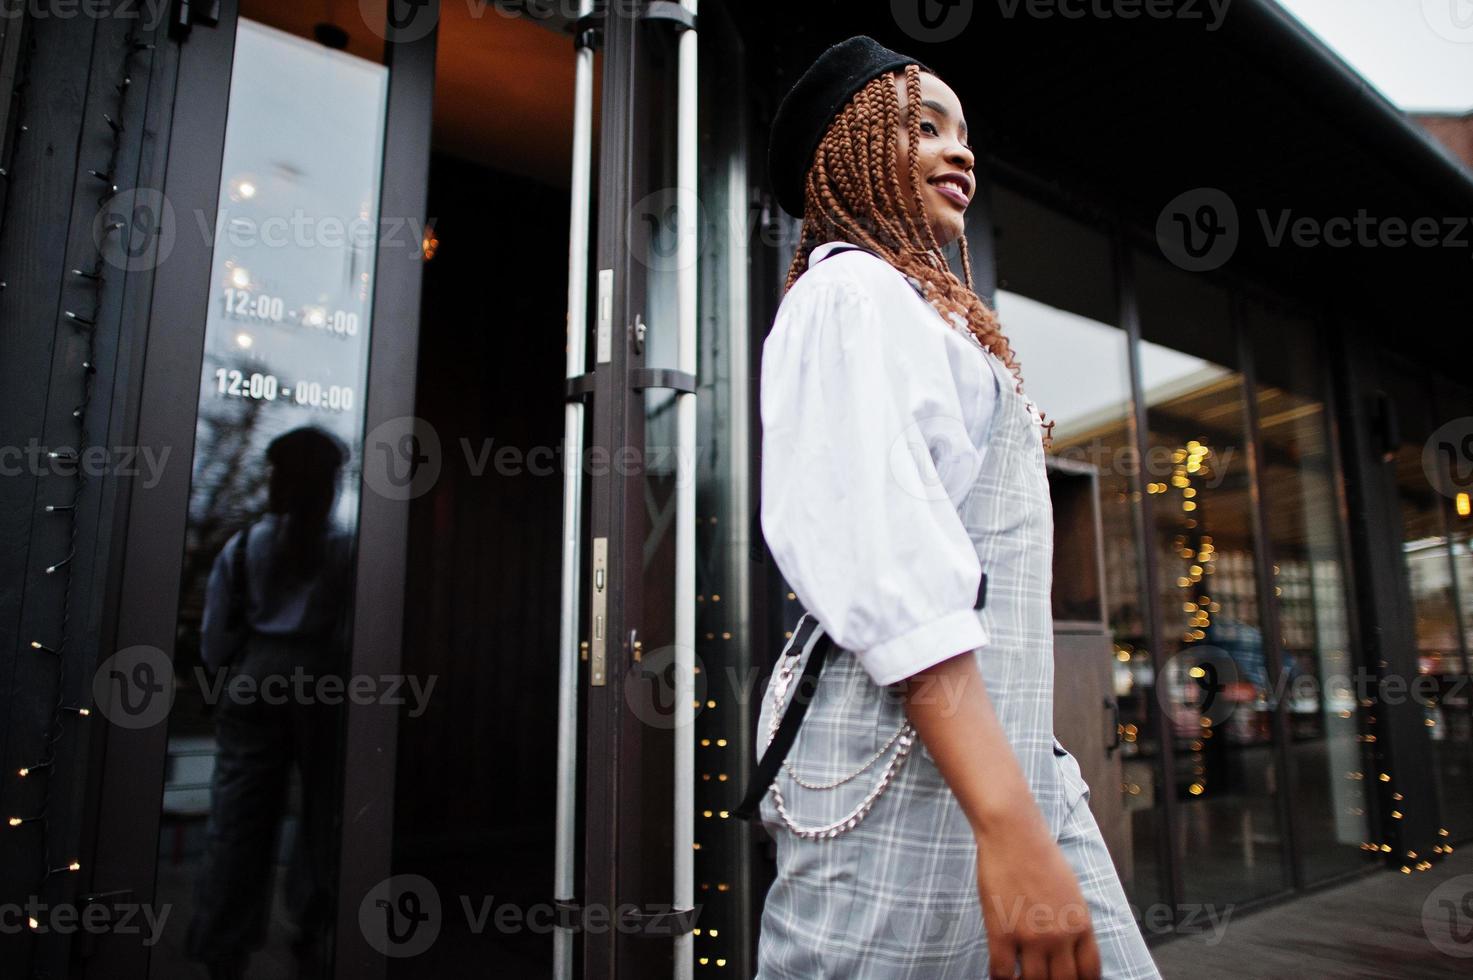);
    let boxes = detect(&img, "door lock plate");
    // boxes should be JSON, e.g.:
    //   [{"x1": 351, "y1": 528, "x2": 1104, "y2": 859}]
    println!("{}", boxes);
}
[{"x1": 591, "y1": 537, "x2": 608, "y2": 686}]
